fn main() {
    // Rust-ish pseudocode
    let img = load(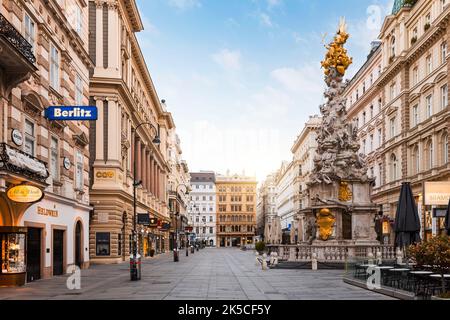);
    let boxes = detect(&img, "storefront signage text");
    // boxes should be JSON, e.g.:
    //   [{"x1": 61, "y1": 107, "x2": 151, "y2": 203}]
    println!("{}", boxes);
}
[
  {"x1": 45, "y1": 106, "x2": 98, "y2": 121},
  {"x1": 37, "y1": 206, "x2": 58, "y2": 217},
  {"x1": 424, "y1": 182, "x2": 450, "y2": 206},
  {"x1": 96, "y1": 171, "x2": 115, "y2": 179},
  {"x1": 6, "y1": 185, "x2": 44, "y2": 203}
]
